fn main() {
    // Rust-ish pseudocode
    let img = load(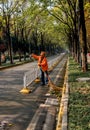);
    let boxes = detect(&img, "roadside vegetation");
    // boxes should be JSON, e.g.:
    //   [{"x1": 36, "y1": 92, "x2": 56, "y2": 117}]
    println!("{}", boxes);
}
[
  {"x1": 68, "y1": 56, "x2": 90, "y2": 130},
  {"x1": 0, "y1": 0, "x2": 90, "y2": 73}
]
